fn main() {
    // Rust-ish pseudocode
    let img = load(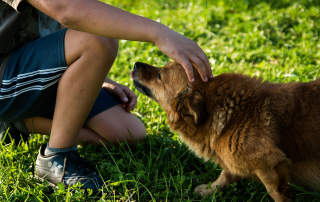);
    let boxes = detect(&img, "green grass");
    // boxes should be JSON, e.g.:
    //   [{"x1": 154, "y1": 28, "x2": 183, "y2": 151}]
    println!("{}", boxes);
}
[{"x1": 1, "y1": 0, "x2": 320, "y2": 201}]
